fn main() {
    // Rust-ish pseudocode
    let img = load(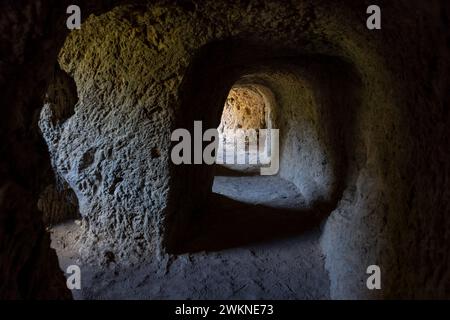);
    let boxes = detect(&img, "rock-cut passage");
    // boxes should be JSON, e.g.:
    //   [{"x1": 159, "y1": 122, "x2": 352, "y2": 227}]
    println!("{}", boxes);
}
[{"x1": 50, "y1": 174, "x2": 330, "y2": 299}]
